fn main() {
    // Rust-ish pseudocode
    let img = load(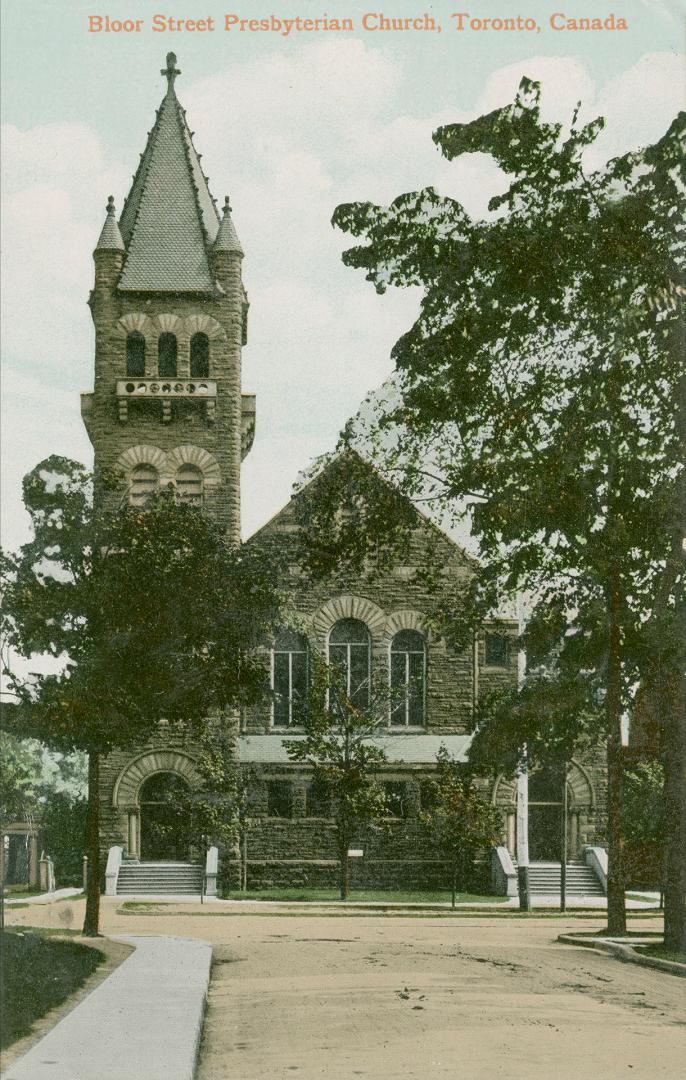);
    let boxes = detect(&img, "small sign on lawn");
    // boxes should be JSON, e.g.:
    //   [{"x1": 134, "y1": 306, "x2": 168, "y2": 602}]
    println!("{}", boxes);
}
[{"x1": 347, "y1": 849, "x2": 363, "y2": 858}]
